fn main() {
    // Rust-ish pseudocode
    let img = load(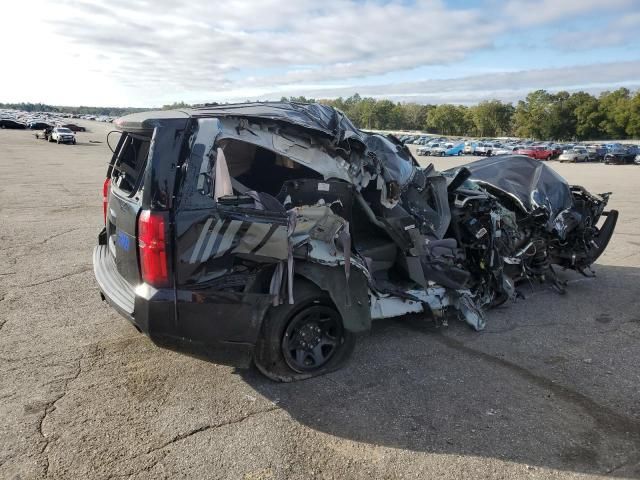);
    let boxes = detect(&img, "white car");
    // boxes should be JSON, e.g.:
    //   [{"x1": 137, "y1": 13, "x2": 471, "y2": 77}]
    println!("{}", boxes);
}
[
  {"x1": 494, "y1": 145, "x2": 518, "y2": 156},
  {"x1": 463, "y1": 141, "x2": 475, "y2": 154},
  {"x1": 558, "y1": 147, "x2": 589, "y2": 163},
  {"x1": 417, "y1": 142, "x2": 439, "y2": 156},
  {"x1": 474, "y1": 143, "x2": 493, "y2": 156},
  {"x1": 50, "y1": 127, "x2": 76, "y2": 144}
]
